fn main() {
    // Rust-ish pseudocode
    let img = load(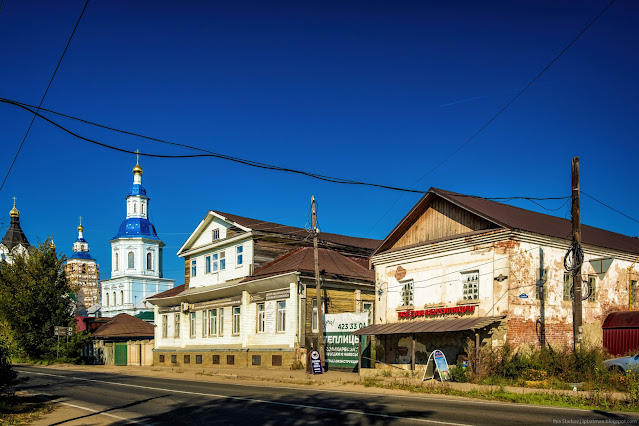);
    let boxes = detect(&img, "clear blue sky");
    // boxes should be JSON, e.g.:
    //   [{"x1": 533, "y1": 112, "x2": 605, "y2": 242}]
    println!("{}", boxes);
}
[{"x1": 0, "y1": 0, "x2": 637, "y2": 285}]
